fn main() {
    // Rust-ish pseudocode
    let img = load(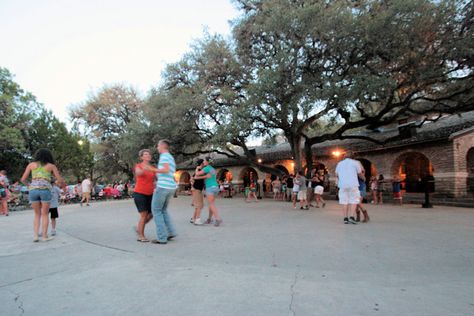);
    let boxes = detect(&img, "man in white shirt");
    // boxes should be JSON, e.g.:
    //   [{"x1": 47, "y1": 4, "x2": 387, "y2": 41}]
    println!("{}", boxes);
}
[
  {"x1": 335, "y1": 151, "x2": 365, "y2": 224},
  {"x1": 81, "y1": 177, "x2": 92, "y2": 206}
]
